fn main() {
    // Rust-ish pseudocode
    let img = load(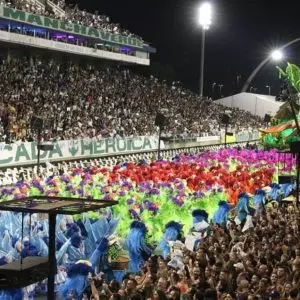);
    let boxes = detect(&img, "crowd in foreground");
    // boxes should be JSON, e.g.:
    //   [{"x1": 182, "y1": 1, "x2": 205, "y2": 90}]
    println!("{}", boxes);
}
[
  {"x1": 0, "y1": 55, "x2": 263, "y2": 143},
  {"x1": 81, "y1": 205, "x2": 300, "y2": 300}
]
